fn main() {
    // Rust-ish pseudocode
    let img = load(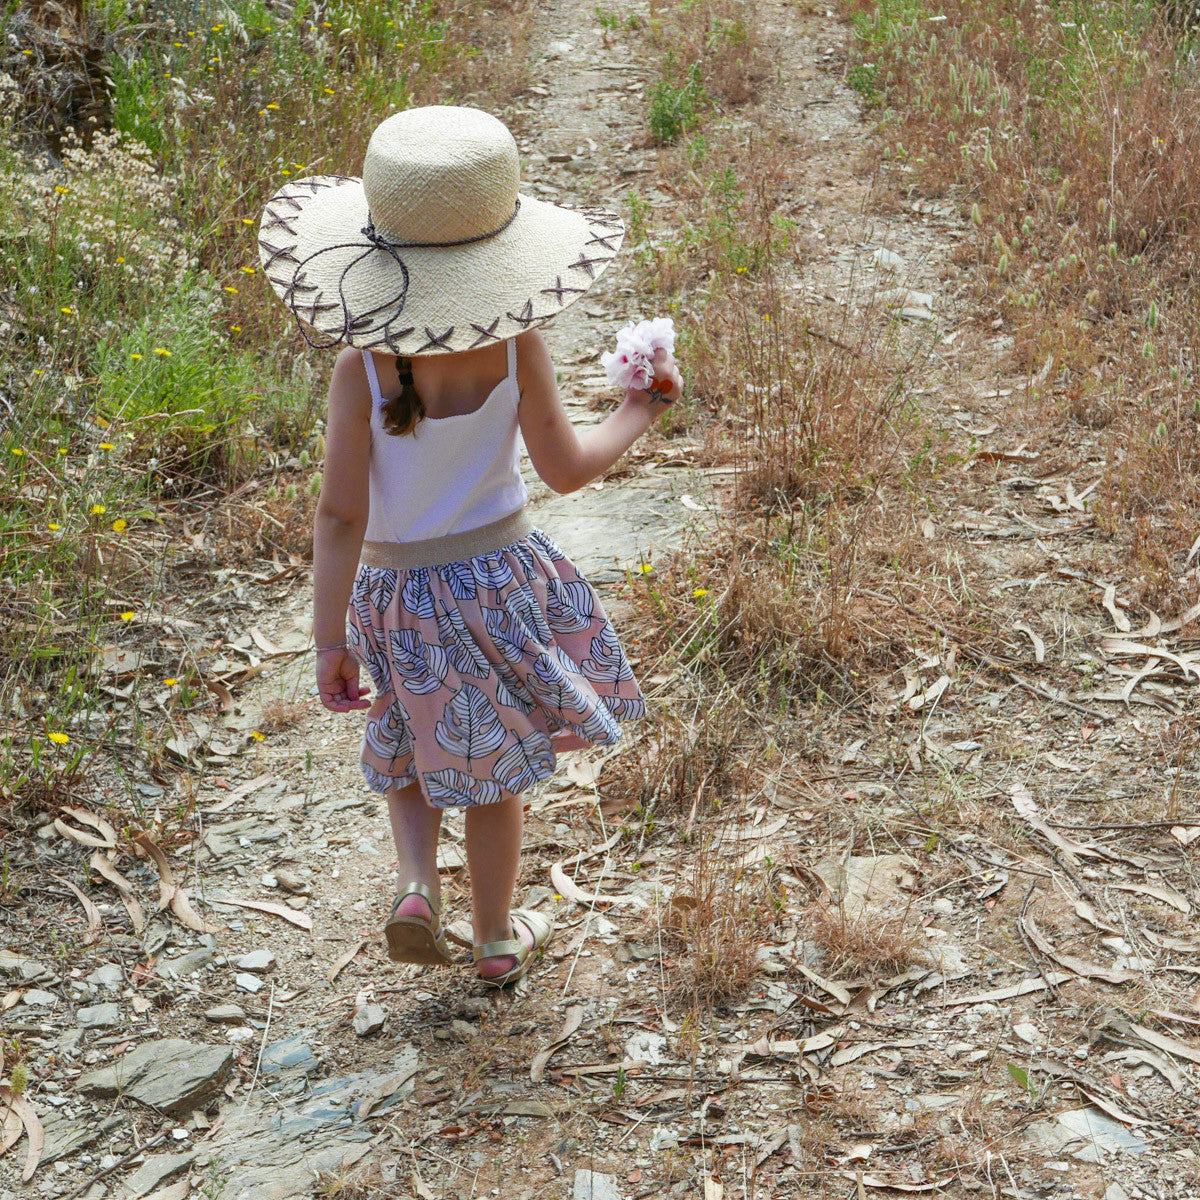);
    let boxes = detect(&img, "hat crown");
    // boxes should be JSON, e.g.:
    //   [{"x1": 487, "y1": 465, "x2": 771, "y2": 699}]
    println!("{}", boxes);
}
[{"x1": 362, "y1": 106, "x2": 520, "y2": 245}]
